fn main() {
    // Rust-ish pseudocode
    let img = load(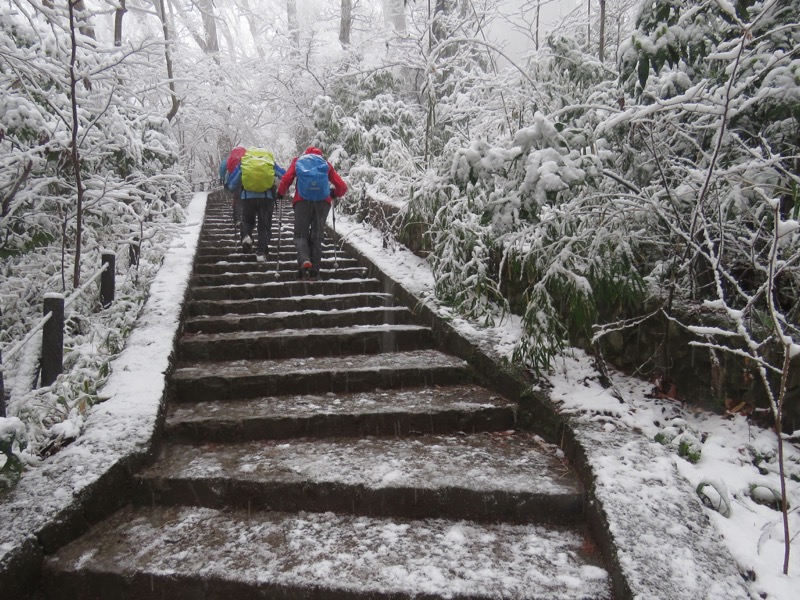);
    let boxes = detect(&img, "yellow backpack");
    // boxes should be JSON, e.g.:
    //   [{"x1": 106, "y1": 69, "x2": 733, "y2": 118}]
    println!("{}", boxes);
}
[{"x1": 240, "y1": 148, "x2": 275, "y2": 192}]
